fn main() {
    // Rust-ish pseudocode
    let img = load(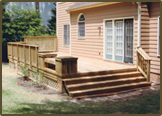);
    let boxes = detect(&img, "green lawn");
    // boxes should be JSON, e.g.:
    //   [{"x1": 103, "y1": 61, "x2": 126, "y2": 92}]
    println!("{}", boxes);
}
[{"x1": 2, "y1": 63, "x2": 160, "y2": 114}]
